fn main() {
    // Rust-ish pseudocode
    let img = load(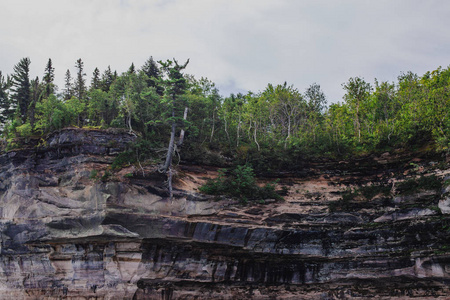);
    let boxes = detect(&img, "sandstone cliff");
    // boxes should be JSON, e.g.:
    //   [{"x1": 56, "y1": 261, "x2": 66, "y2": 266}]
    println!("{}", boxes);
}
[{"x1": 0, "y1": 128, "x2": 449, "y2": 299}]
